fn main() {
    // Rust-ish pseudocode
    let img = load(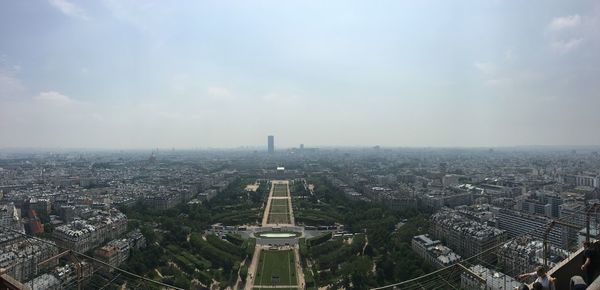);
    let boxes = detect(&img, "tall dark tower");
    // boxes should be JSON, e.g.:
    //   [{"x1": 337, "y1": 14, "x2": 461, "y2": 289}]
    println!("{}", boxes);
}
[{"x1": 268, "y1": 135, "x2": 275, "y2": 153}]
